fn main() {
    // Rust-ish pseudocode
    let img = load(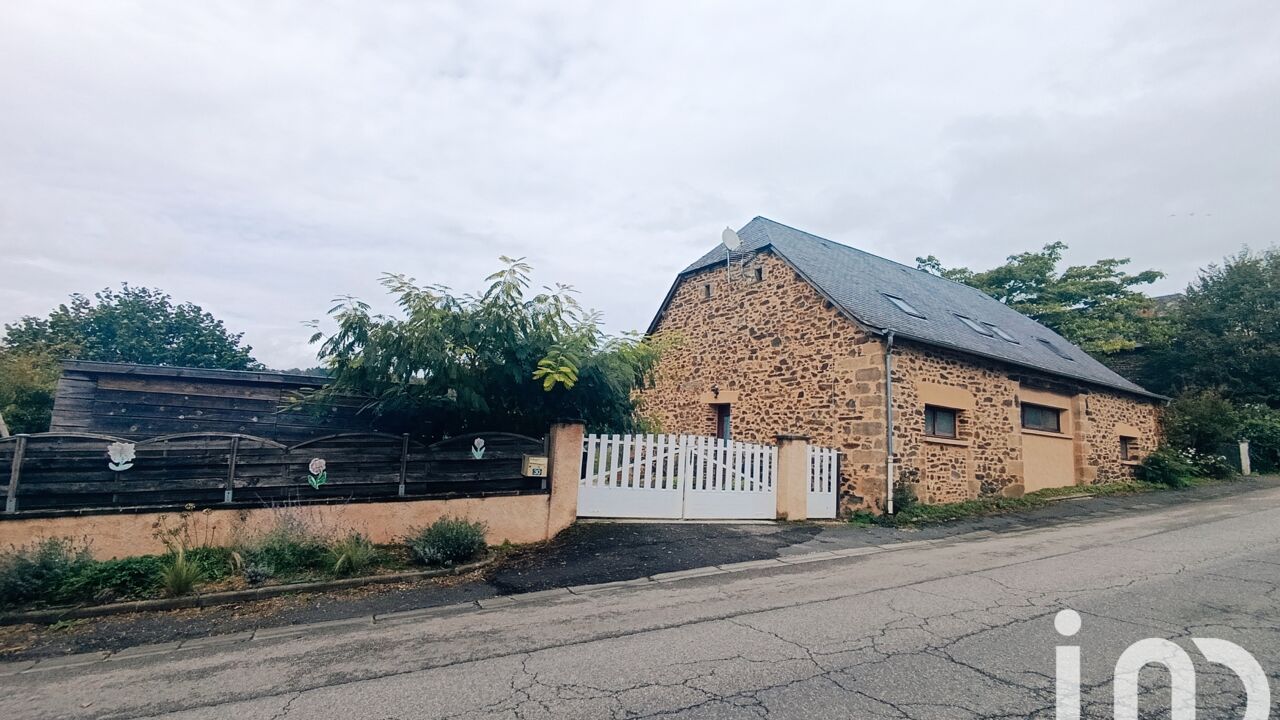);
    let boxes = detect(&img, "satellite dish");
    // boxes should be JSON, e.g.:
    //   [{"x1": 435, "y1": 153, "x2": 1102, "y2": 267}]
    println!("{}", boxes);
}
[{"x1": 722, "y1": 227, "x2": 742, "y2": 251}]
